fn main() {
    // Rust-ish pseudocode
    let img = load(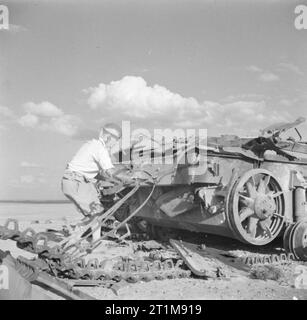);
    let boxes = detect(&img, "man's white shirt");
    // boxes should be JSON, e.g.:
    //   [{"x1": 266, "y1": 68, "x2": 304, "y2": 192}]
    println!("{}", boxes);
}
[{"x1": 67, "y1": 139, "x2": 114, "y2": 179}]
